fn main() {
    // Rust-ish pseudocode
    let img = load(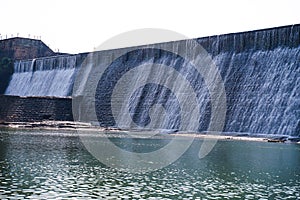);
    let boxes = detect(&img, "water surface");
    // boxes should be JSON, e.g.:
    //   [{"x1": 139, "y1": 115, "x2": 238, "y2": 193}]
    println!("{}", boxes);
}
[{"x1": 0, "y1": 129, "x2": 299, "y2": 199}]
